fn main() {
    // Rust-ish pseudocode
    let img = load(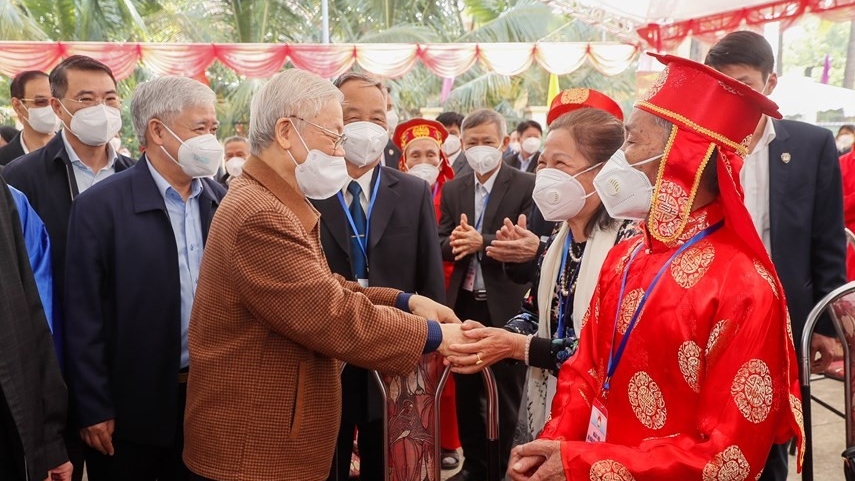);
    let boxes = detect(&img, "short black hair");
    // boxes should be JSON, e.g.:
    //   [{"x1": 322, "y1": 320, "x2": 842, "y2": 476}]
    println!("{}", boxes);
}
[
  {"x1": 436, "y1": 111, "x2": 464, "y2": 130},
  {"x1": 0, "y1": 126, "x2": 19, "y2": 143},
  {"x1": 49, "y1": 55, "x2": 117, "y2": 99},
  {"x1": 516, "y1": 119, "x2": 542, "y2": 136},
  {"x1": 10, "y1": 70, "x2": 48, "y2": 99},
  {"x1": 705, "y1": 31, "x2": 775, "y2": 78}
]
